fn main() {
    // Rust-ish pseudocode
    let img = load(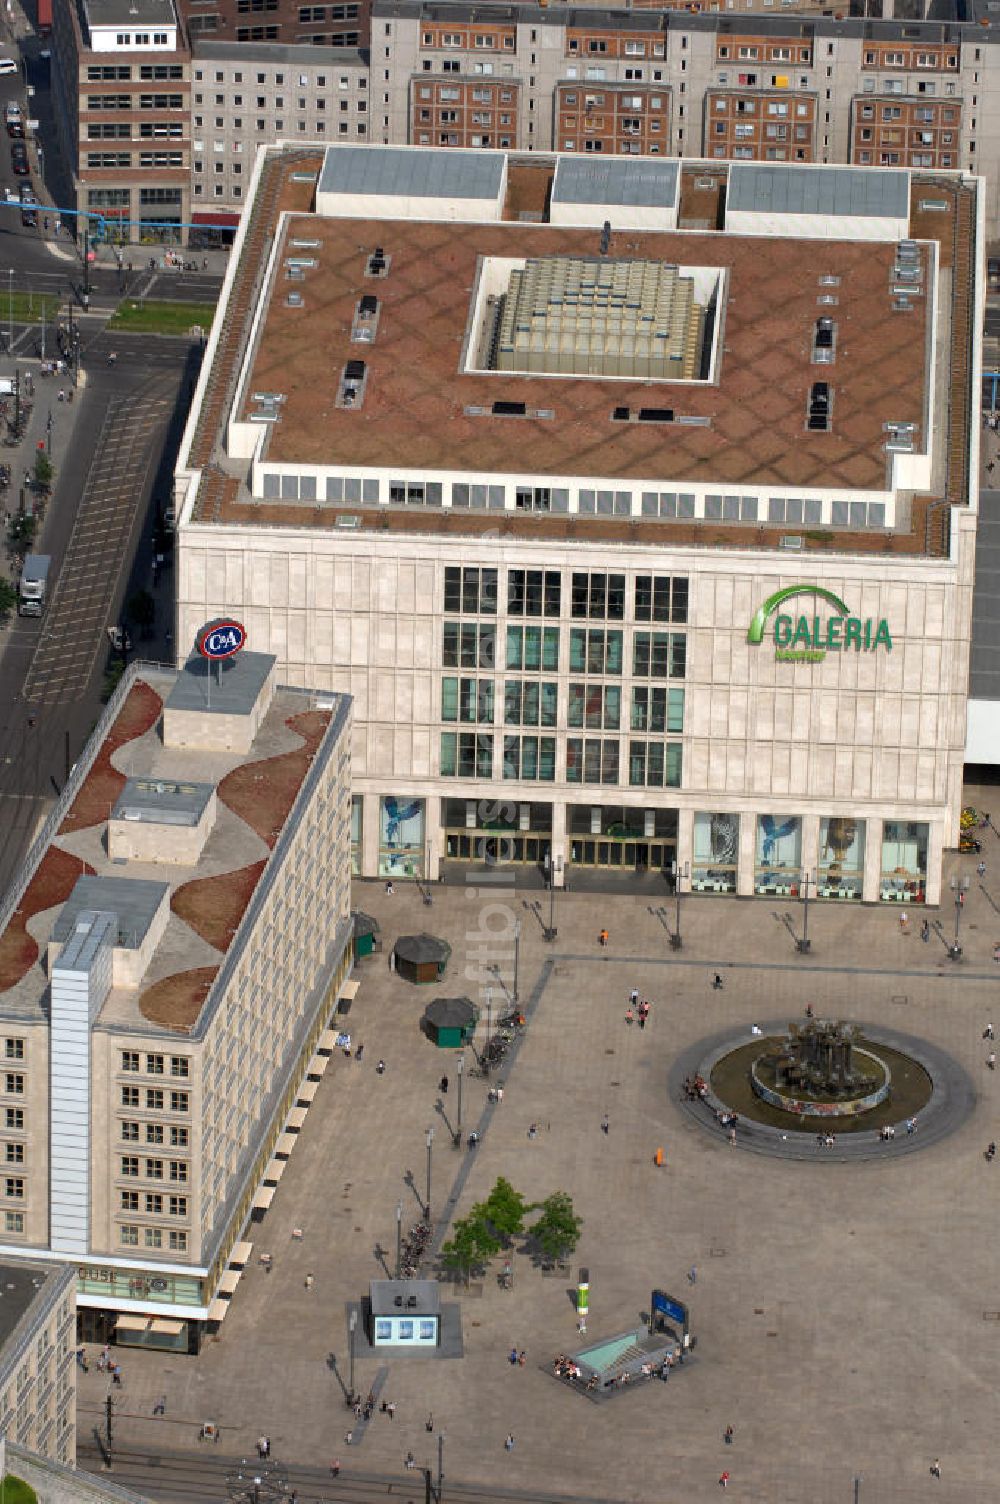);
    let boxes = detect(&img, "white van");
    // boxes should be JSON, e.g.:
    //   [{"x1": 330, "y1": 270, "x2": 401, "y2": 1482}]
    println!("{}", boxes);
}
[{"x1": 0, "y1": 60, "x2": 18, "y2": 76}]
